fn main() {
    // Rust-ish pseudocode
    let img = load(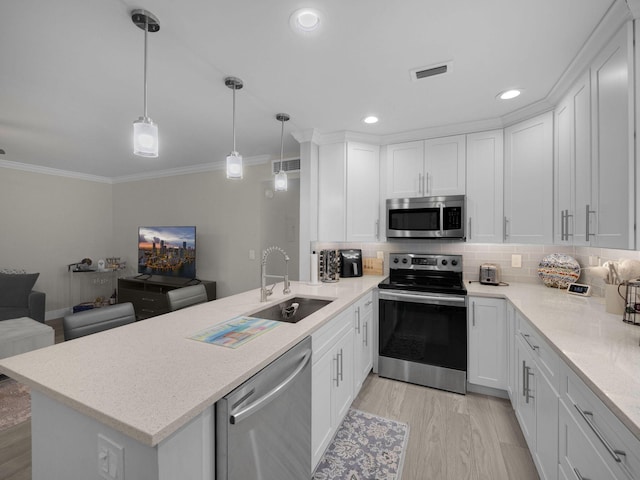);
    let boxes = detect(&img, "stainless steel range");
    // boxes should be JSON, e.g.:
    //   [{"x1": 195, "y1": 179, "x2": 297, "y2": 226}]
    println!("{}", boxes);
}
[{"x1": 377, "y1": 253, "x2": 467, "y2": 394}]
